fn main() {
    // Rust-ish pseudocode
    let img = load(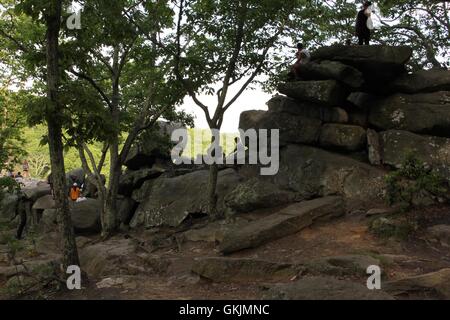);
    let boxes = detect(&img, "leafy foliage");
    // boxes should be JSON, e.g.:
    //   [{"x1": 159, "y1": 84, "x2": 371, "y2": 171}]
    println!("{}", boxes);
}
[{"x1": 385, "y1": 152, "x2": 450, "y2": 209}]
